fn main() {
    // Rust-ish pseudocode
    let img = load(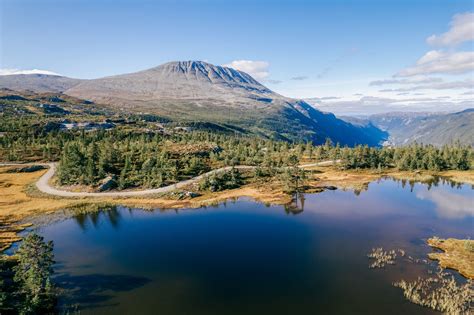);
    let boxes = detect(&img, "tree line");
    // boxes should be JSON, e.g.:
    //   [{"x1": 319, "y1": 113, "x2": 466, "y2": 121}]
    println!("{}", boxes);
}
[{"x1": 1, "y1": 120, "x2": 472, "y2": 190}]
